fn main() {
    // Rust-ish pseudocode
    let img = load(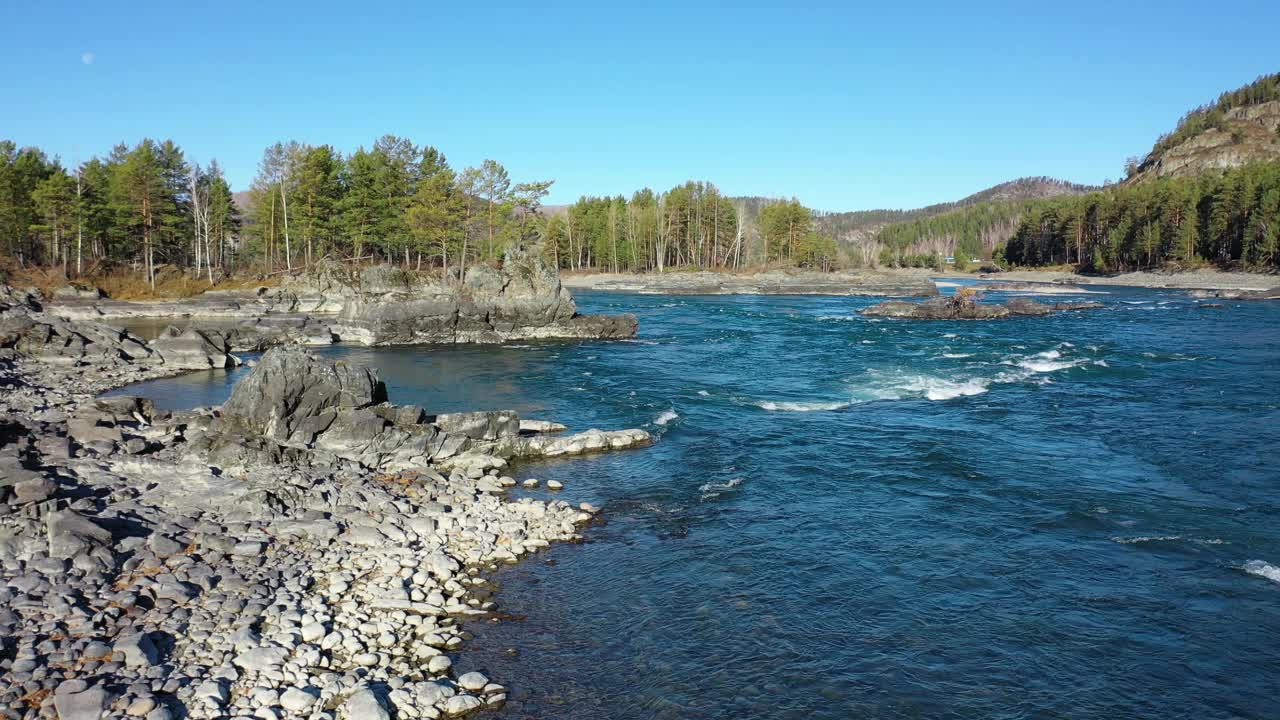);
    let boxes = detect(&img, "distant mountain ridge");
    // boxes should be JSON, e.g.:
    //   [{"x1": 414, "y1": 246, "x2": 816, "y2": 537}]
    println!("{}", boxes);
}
[
  {"x1": 786, "y1": 177, "x2": 1096, "y2": 241},
  {"x1": 1129, "y1": 73, "x2": 1280, "y2": 183}
]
